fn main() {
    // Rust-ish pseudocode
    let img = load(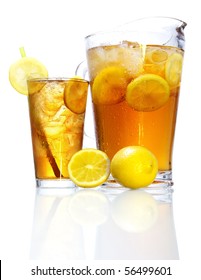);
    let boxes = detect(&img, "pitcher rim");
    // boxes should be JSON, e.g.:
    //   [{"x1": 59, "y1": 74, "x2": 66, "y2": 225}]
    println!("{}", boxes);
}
[{"x1": 85, "y1": 16, "x2": 187, "y2": 40}]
